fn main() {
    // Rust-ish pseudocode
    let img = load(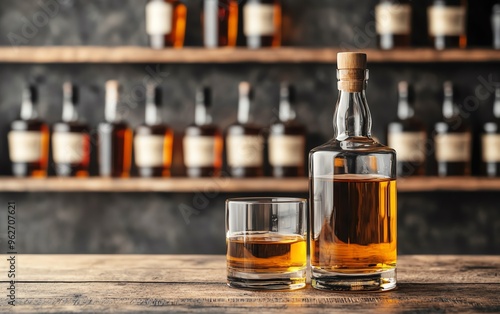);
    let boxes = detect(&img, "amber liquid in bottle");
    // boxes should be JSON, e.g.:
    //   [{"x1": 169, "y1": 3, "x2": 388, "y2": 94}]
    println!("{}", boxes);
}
[
  {"x1": 434, "y1": 81, "x2": 471, "y2": 176},
  {"x1": 226, "y1": 82, "x2": 264, "y2": 177},
  {"x1": 428, "y1": 0, "x2": 467, "y2": 50},
  {"x1": 202, "y1": 0, "x2": 238, "y2": 47},
  {"x1": 376, "y1": 0, "x2": 412, "y2": 50},
  {"x1": 269, "y1": 84, "x2": 306, "y2": 177},
  {"x1": 387, "y1": 82, "x2": 426, "y2": 177},
  {"x1": 98, "y1": 81, "x2": 133, "y2": 178},
  {"x1": 243, "y1": 0, "x2": 281, "y2": 48},
  {"x1": 52, "y1": 83, "x2": 90, "y2": 177},
  {"x1": 184, "y1": 87, "x2": 223, "y2": 177},
  {"x1": 134, "y1": 85, "x2": 173, "y2": 178},
  {"x1": 146, "y1": 0, "x2": 187, "y2": 49},
  {"x1": 482, "y1": 87, "x2": 500, "y2": 177},
  {"x1": 8, "y1": 86, "x2": 49, "y2": 178}
]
